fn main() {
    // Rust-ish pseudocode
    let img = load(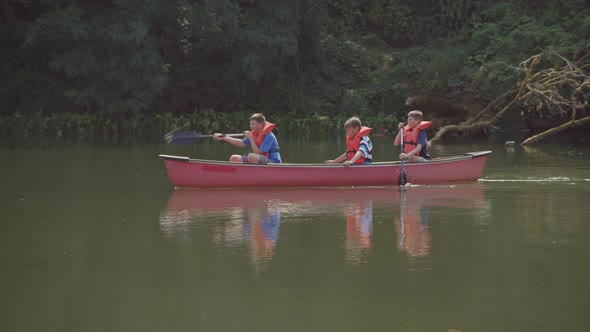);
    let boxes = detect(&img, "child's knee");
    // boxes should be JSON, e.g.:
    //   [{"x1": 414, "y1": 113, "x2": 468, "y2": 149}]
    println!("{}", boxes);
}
[
  {"x1": 247, "y1": 153, "x2": 259, "y2": 163},
  {"x1": 410, "y1": 156, "x2": 428, "y2": 163},
  {"x1": 229, "y1": 155, "x2": 243, "y2": 162}
]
